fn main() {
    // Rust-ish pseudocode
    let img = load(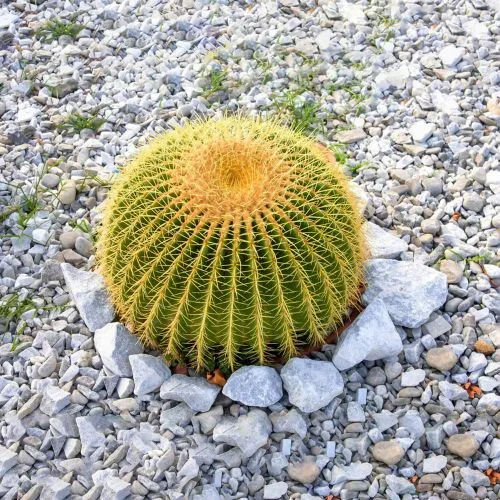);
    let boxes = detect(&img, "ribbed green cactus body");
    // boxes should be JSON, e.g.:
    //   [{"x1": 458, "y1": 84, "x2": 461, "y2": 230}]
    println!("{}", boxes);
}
[{"x1": 99, "y1": 117, "x2": 365, "y2": 371}]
